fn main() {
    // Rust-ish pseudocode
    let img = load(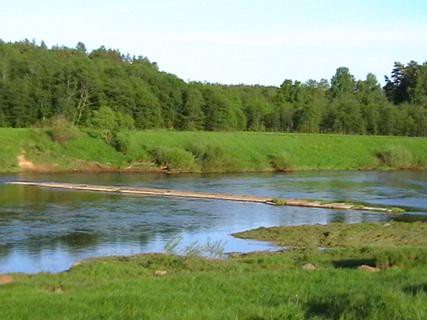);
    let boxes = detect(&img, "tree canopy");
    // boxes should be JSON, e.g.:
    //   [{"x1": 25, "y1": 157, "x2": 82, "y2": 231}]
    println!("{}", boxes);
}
[{"x1": 0, "y1": 40, "x2": 426, "y2": 136}]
